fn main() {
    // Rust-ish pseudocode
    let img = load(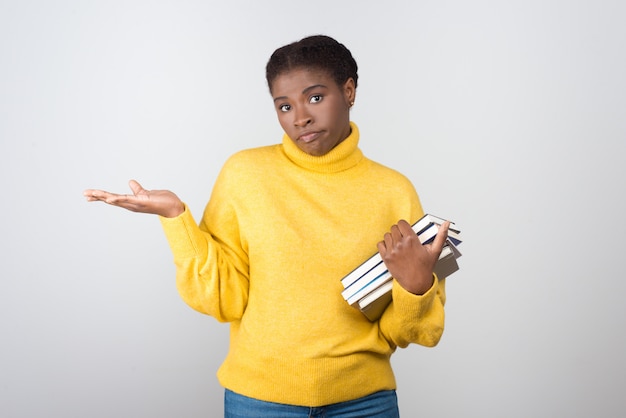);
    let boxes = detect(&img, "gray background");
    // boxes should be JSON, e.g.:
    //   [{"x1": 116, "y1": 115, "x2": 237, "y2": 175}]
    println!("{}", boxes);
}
[{"x1": 2, "y1": 0, "x2": 625, "y2": 417}]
